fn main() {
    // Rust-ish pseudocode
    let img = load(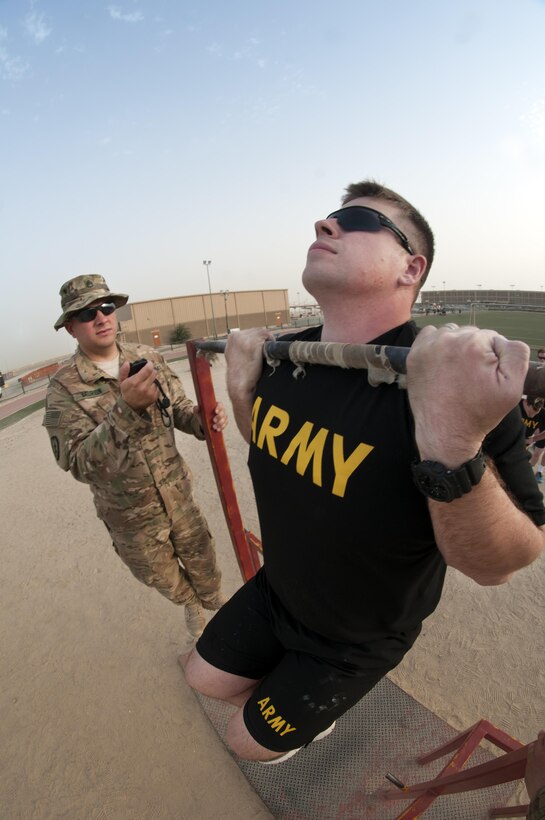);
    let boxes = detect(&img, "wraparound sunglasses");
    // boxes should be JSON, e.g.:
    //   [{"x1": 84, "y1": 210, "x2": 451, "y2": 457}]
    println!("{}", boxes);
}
[
  {"x1": 73, "y1": 302, "x2": 117, "y2": 323},
  {"x1": 326, "y1": 206, "x2": 414, "y2": 255}
]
